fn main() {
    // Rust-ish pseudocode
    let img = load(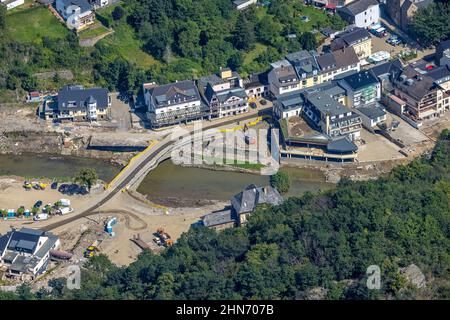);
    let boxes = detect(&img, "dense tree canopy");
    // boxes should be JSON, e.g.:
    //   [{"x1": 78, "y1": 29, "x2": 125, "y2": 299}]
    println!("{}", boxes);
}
[
  {"x1": 409, "y1": 2, "x2": 450, "y2": 47},
  {"x1": 1, "y1": 1, "x2": 347, "y2": 97}
]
